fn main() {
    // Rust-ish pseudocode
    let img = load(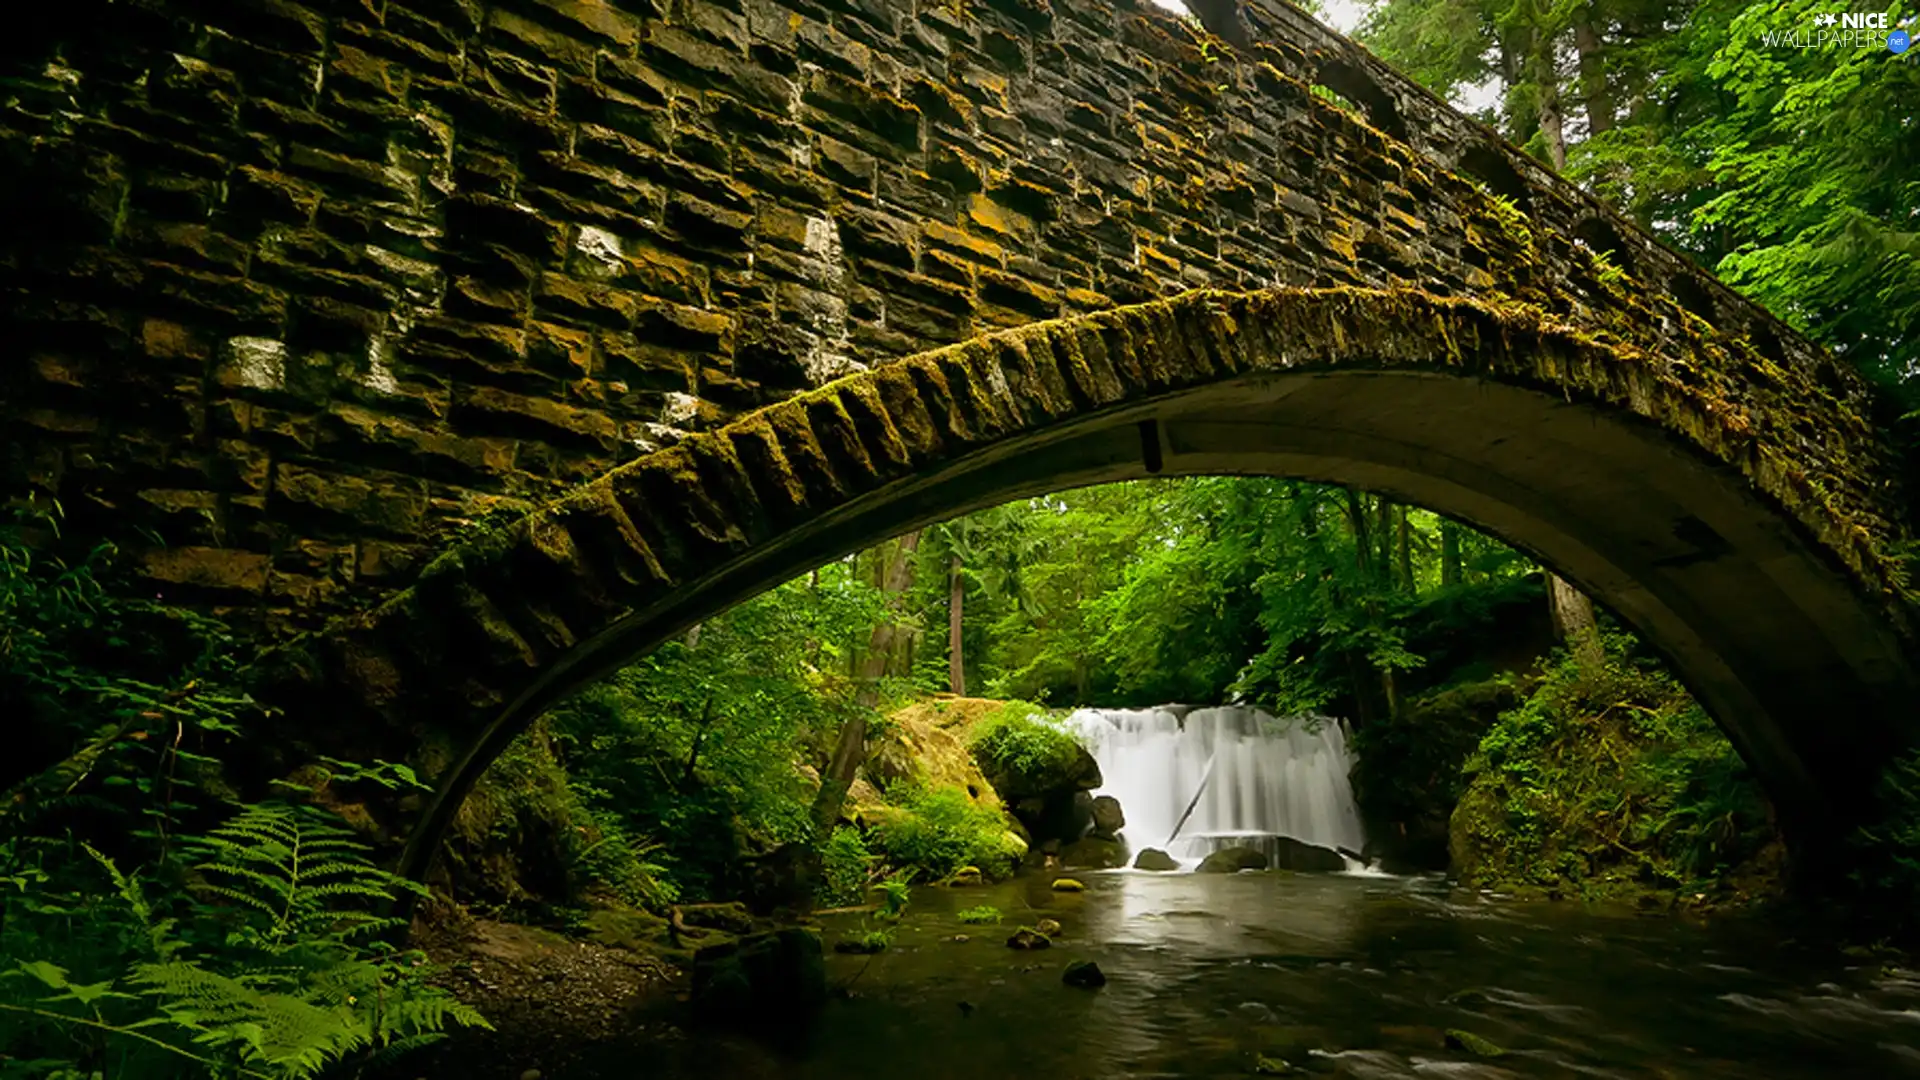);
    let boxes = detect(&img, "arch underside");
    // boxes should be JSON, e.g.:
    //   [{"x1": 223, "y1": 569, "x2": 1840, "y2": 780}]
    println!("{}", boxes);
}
[{"x1": 244, "y1": 289, "x2": 1916, "y2": 881}]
